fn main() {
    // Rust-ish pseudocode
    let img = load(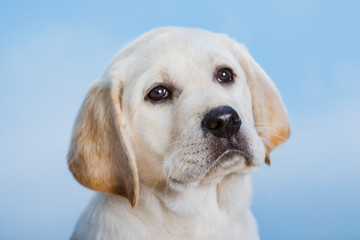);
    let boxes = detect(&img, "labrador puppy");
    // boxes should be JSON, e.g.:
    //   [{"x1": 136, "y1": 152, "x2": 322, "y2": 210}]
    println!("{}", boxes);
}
[{"x1": 67, "y1": 27, "x2": 290, "y2": 240}]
